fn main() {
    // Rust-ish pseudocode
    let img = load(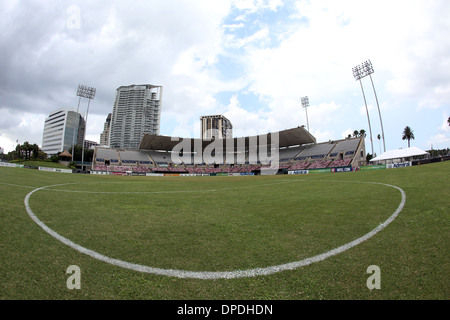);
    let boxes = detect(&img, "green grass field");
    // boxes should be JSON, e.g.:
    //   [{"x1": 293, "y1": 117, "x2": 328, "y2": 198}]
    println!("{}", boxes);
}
[
  {"x1": 0, "y1": 162, "x2": 448, "y2": 300},
  {"x1": 9, "y1": 160, "x2": 72, "y2": 169}
]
